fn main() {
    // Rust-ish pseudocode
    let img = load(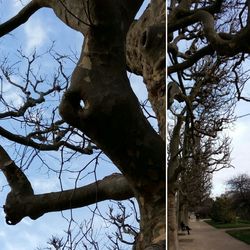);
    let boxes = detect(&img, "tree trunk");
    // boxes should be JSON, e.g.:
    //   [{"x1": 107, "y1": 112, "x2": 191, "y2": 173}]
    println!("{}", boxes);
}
[
  {"x1": 176, "y1": 190, "x2": 180, "y2": 230},
  {"x1": 168, "y1": 190, "x2": 179, "y2": 250},
  {"x1": 56, "y1": 1, "x2": 166, "y2": 249},
  {"x1": 132, "y1": 190, "x2": 165, "y2": 249}
]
